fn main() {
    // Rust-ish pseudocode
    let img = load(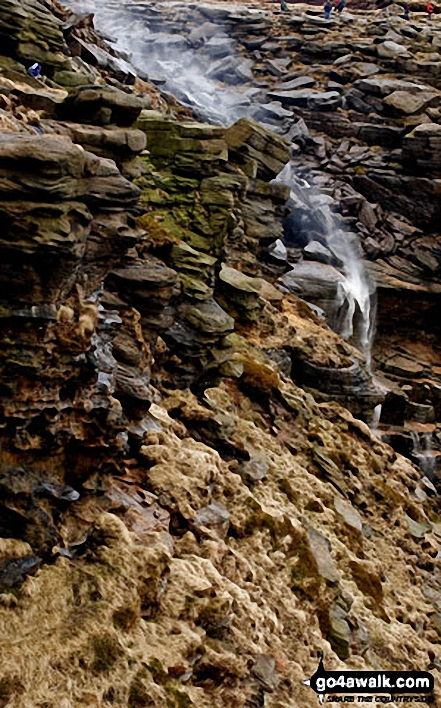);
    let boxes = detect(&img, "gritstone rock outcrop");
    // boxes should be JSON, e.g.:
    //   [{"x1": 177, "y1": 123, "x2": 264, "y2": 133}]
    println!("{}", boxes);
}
[{"x1": 0, "y1": 1, "x2": 441, "y2": 707}]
